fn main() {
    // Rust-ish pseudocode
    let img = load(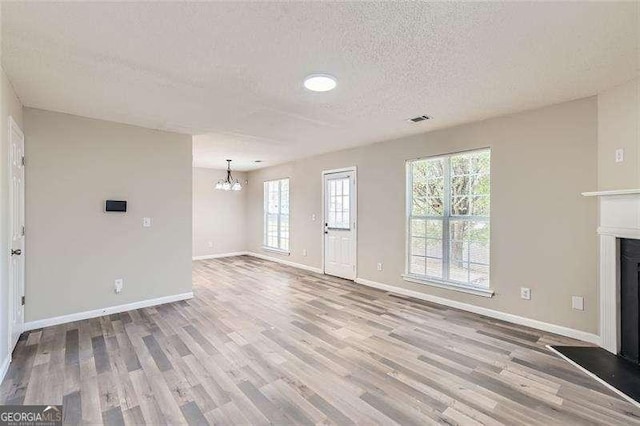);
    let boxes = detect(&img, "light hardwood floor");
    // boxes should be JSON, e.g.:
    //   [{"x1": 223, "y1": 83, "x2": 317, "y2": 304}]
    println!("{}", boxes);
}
[{"x1": 2, "y1": 256, "x2": 640, "y2": 425}]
